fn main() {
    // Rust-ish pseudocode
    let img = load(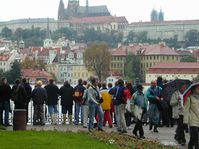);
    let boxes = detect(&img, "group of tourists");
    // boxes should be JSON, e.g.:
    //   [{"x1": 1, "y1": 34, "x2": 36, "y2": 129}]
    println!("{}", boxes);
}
[{"x1": 0, "y1": 76, "x2": 198, "y2": 149}]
